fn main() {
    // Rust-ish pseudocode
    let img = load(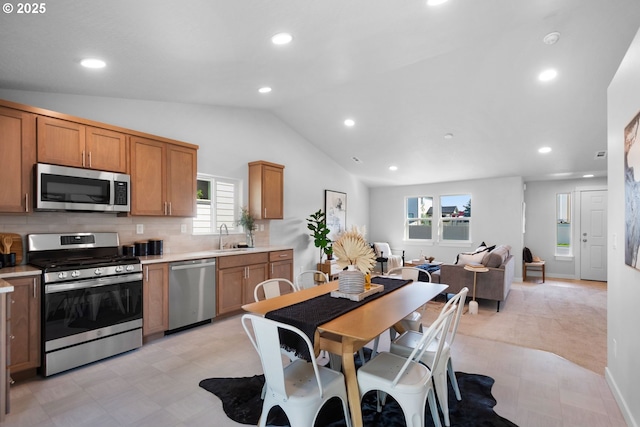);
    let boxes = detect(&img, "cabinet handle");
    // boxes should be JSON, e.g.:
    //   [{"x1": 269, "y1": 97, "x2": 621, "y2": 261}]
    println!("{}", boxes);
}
[
  {"x1": 33, "y1": 278, "x2": 36, "y2": 299},
  {"x1": 271, "y1": 264, "x2": 274, "y2": 275},
  {"x1": 168, "y1": 202, "x2": 172, "y2": 215},
  {"x1": 25, "y1": 193, "x2": 29, "y2": 212},
  {"x1": 145, "y1": 266, "x2": 149, "y2": 281},
  {"x1": 82, "y1": 150, "x2": 85, "y2": 167},
  {"x1": 9, "y1": 377, "x2": 15, "y2": 385},
  {"x1": 10, "y1": 335, "x2": 14, "y2": 340},
  {"x1": 88, "y1": 151, "x2": 92, "y2": 168},
  {"x1": 279, "y1": 254, "x2": 287, "y2": 258},
  {"x1": 264, "y1": 208, "x2": 267, "y2": 218}
]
